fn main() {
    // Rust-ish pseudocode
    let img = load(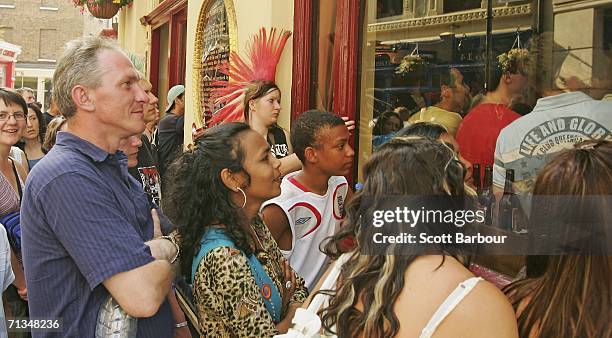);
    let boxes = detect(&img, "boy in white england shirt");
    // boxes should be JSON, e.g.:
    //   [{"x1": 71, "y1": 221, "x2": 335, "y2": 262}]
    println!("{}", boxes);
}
[{"x1": 262, "y1": 110, "x2": 354, "y2": 289}]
